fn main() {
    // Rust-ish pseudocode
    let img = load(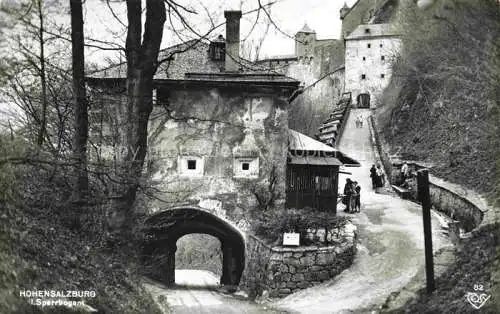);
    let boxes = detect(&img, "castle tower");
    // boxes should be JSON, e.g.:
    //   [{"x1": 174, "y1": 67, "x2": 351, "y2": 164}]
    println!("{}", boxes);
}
[
  {"x1": 340, "y1": 2, "x2": 350, "y2": 39},
  {"x1": 340, "y1": 2, "x2": 350, "y2": 19},
  {"x1": 294, "y1": 23, "x2": 316, "y2": 58}
]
